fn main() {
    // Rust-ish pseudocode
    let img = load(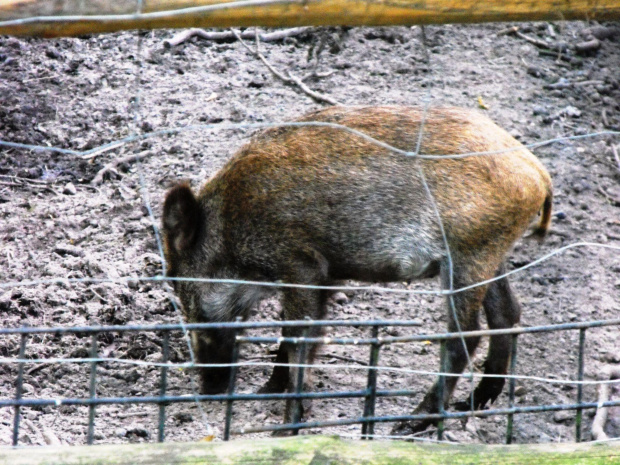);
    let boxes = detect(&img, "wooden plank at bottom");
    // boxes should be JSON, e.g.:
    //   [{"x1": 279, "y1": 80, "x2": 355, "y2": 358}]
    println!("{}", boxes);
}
[
  {"x1": 0, "y1": 435, "x2": 618, "y2": 465},
  {"x1": 0, "y1": 0, "x2": 620, "y2": 38}
]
